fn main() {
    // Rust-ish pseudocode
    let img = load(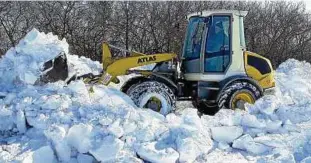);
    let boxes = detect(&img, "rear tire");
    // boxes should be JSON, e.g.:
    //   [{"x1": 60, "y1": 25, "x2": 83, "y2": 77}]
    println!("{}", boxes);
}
[
  {"x1": 126, "y1": 81, "x2": 176, "y2": 115},
  {"x1": 218, "y1": 81, "x2": 261, "y2": 110}
]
